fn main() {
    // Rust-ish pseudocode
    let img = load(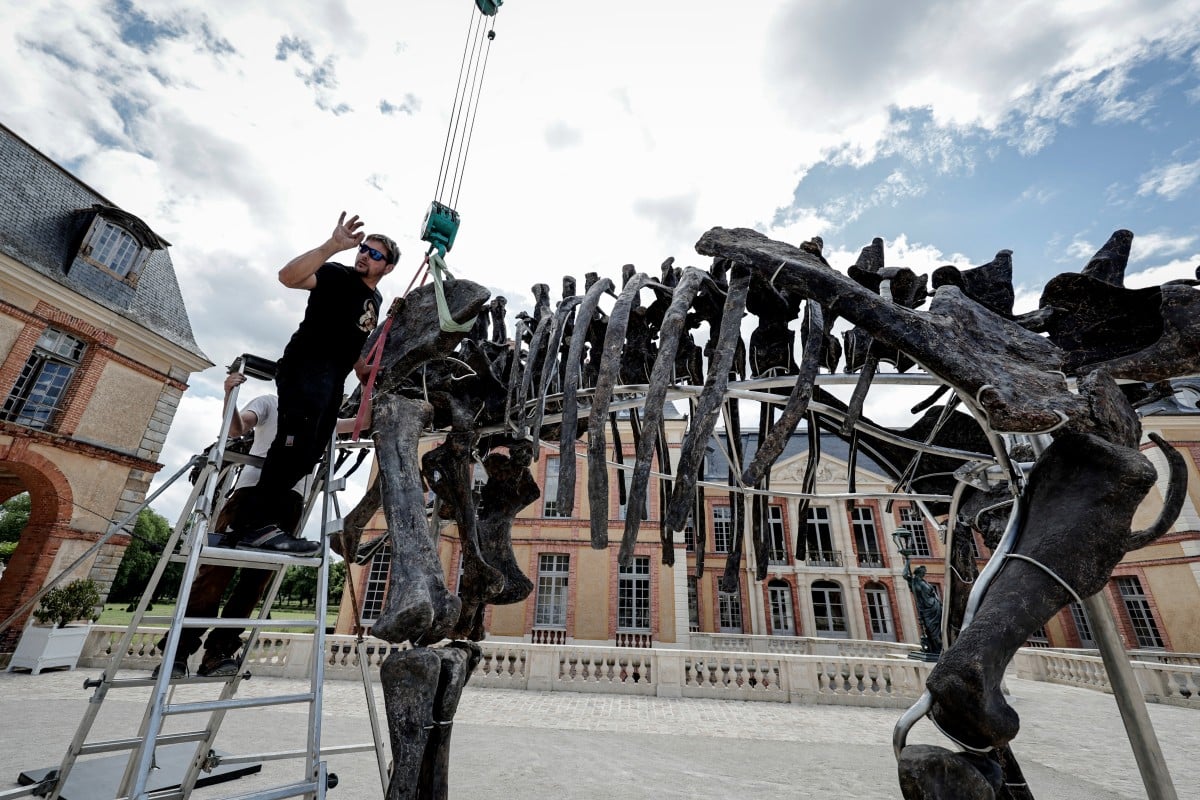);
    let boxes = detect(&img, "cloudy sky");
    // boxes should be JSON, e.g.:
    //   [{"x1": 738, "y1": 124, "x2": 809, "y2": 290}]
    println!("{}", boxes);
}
[{"x1": 3, "y1": 0, "x2": 1199, "y2": 524}]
